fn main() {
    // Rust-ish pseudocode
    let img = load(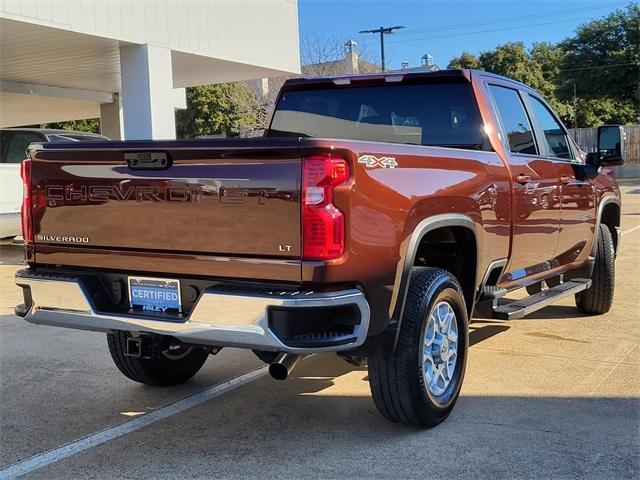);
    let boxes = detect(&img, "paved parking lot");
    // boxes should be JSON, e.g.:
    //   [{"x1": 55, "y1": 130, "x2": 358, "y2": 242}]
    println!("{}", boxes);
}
[{"x1": 1, "y1": 186, "x2": 638, "y2": 479}]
